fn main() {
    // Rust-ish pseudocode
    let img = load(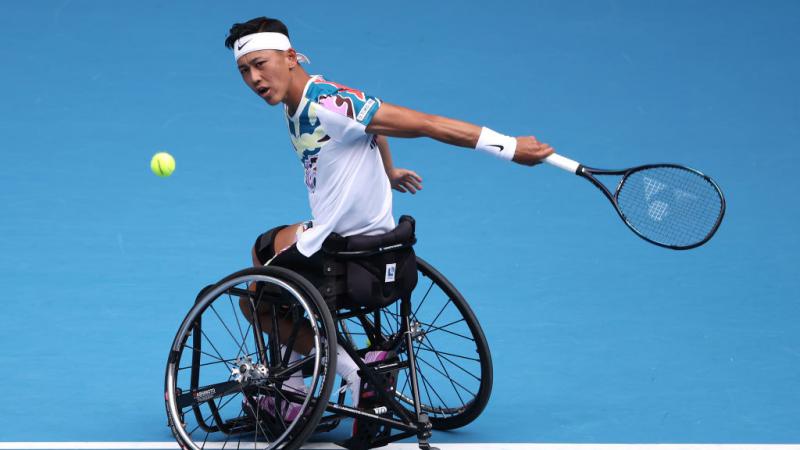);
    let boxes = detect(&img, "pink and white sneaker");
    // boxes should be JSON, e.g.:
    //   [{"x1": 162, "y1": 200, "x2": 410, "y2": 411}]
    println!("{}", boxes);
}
[
  {"x1": 342, "y1": 350, "x2": 392, "y2": 409},
  {"x1": 243, "y1": 382, "x2": 309, "y2": 423},
  {"x1": 244, "y1": 395, "x2": 305, "y2": 422}
]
